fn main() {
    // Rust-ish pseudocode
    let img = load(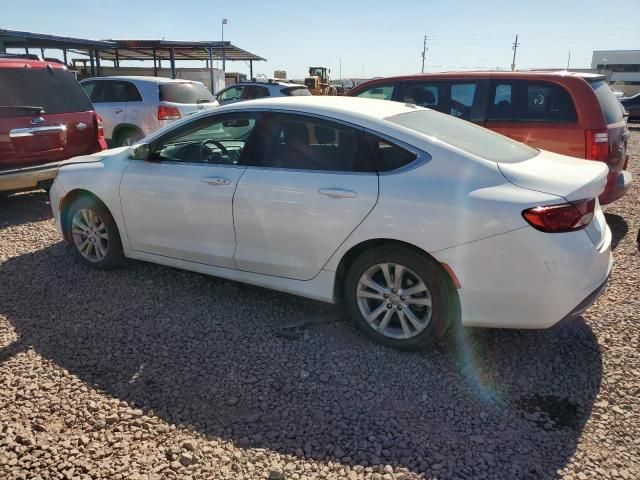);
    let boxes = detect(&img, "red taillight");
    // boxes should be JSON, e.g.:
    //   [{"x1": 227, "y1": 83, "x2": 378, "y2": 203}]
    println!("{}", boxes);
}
[
  {"x1": 157, "y1": 105, "x2": 181, "y2": 120},
  {"x1": 93, "y1": 113, "x2": 107, "y2": 150},
  {"x1": 522, "y1": 199, "x2": 596, "y2": 233},
  {"x1": 585, "y1": 129, "x2": 609, "y2": 161}
]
